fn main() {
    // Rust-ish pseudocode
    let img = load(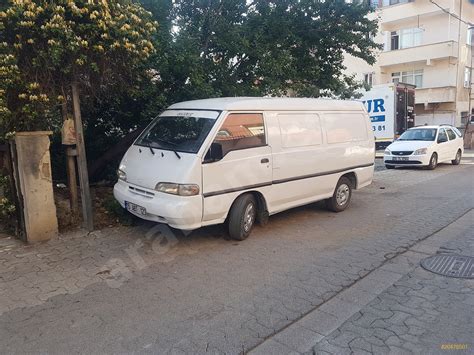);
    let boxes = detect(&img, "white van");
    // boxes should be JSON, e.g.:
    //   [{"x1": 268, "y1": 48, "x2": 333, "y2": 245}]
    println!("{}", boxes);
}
[{"x1": 114, "y1": 98, "x2": 375, "y2": 240}]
